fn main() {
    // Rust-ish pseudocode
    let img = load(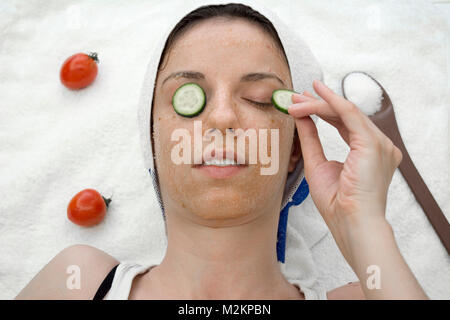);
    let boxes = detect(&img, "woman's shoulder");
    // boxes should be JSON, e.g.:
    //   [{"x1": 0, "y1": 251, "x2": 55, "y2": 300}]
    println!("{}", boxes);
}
[{"x1": 15, "y1": 244, "x2": 119, "y2": 300}]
